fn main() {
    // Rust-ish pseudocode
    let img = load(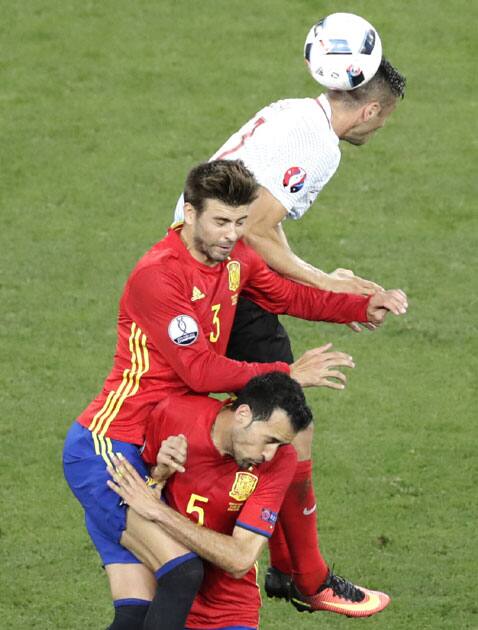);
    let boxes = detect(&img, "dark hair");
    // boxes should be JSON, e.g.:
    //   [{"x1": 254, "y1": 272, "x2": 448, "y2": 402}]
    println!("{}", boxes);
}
[
  {"x1": 231, "y1": 372, "x2": 313, "y2": 433},
  {"x1": 183, "y1": 159, "x2": 260, "y2": 215},
  {"x1": 328, "y1": 57, "x2": 406, "y2": 106}
]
